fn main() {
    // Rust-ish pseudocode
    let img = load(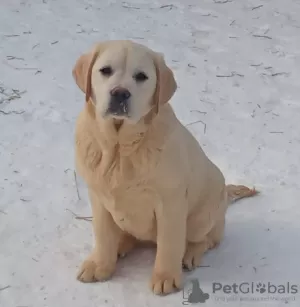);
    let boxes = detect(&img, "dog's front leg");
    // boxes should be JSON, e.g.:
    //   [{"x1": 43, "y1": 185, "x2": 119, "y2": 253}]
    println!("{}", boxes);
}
[
  {"x1": 77, "y1": 188, "x2": 122, "y2": 283},
  {"x1": 150, "y1": 197, "x2": 186, "y2": 295}
]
